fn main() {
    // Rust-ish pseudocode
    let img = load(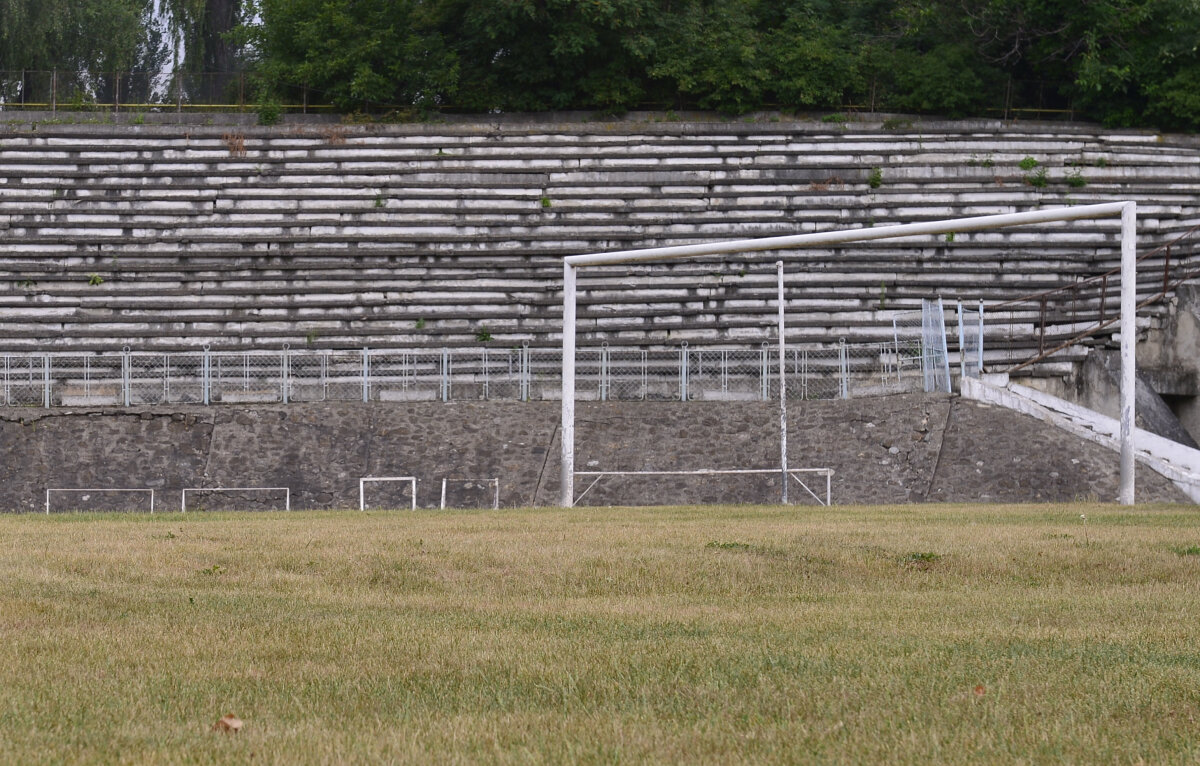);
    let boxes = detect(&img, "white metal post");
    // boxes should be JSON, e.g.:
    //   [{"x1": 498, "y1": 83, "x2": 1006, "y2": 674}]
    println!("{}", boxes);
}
[
  {"x1": 561, "y1": 263, "x2": 577, "y2": 507},
  {"x1": 1119, "y1": 202, "x2": 1137, "y2": 505},
  {"x1": 777, "y1": 261, "x2": 788, "y2": 505}
]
